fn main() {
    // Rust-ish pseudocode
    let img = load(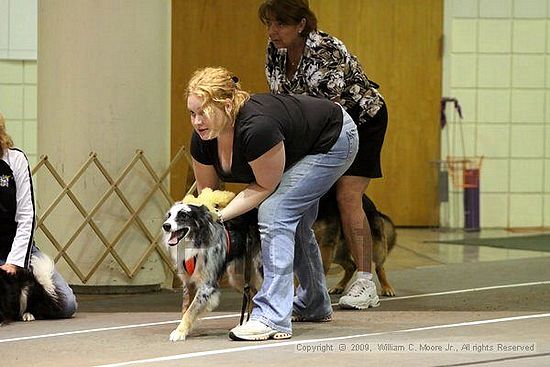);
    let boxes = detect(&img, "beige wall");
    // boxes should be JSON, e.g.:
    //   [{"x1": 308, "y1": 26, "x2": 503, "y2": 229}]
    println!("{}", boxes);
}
[{"x1": 37, "y1": 0, "x2": 171, "y2": 286}]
